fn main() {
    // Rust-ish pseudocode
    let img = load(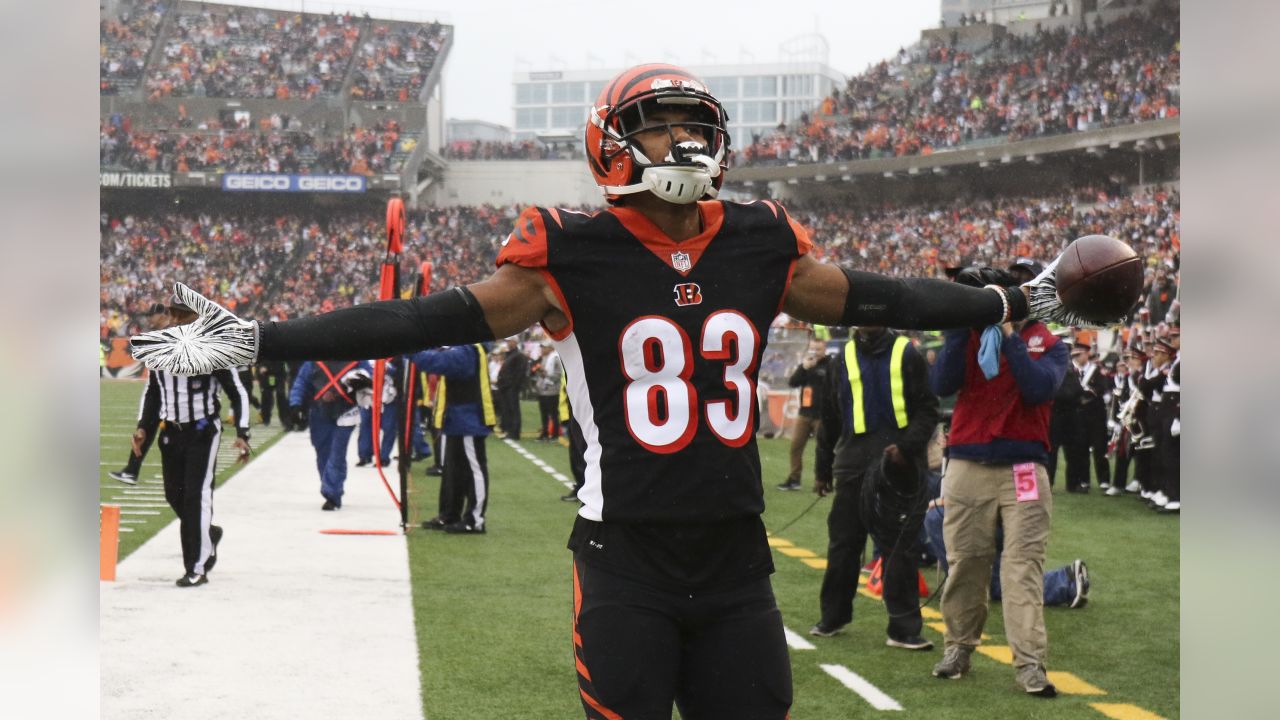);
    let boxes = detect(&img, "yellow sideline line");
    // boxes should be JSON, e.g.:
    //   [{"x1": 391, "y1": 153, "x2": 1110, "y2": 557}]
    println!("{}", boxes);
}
[
  {"x1": 1090, "y1": 703, "x2": 1166, "y2": 720},
  {"x1": 767, "y1": 535, "x2": 1159, "y2": 715}
]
